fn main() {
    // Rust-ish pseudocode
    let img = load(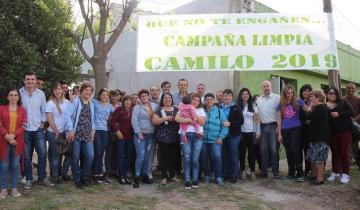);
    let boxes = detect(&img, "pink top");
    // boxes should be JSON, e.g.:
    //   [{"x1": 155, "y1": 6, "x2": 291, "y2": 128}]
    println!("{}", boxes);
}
[{"x1": 178, "y1": 103, "x2": 198, "y2": 122}]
